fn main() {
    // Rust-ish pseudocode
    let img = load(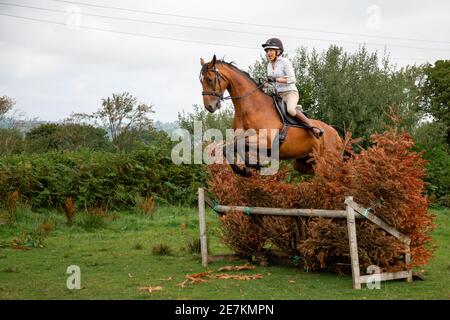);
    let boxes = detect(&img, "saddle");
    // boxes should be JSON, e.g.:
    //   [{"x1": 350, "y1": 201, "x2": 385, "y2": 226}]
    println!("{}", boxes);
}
[{"x1": 272, "y1": 95, "x2": 309, "y2": 129}]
